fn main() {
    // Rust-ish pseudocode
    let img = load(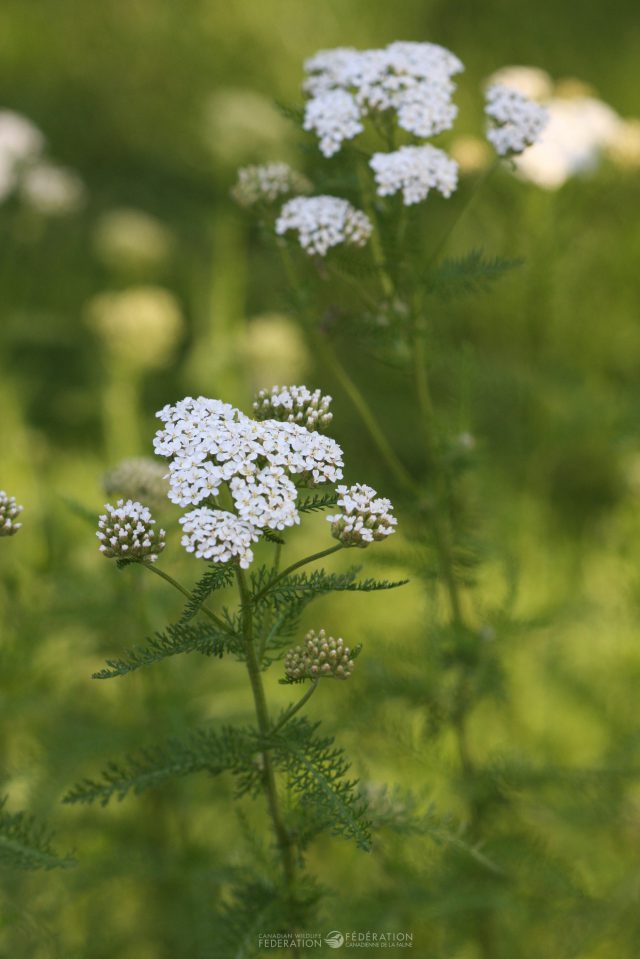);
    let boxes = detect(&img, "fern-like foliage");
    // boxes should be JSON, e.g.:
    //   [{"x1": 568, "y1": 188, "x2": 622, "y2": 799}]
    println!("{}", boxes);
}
[
  {"x1": 271, "y1": 718, "x2": 372, "y2": 851},
  {"x1": 423, "y1": 250, "x2": 523, "y2": 301},
  {"x1": 179, "y1": 564, "x2": 235, "y2": 623},
  {"x1": 297, "y1": 491, "x2": 339, "y2": 513},
  {"x1": 63, "y1": 725, "x2": 257, "y2": 806},
  {"x1": 92, "y1": 621, "x2": 239, "y2": 679},
  {"x1": 254, "y1": 566, "x2": 408, "y2": 611},
  {"x1": 0, "y1": 798, "x2": 75, "y2": 870}
]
